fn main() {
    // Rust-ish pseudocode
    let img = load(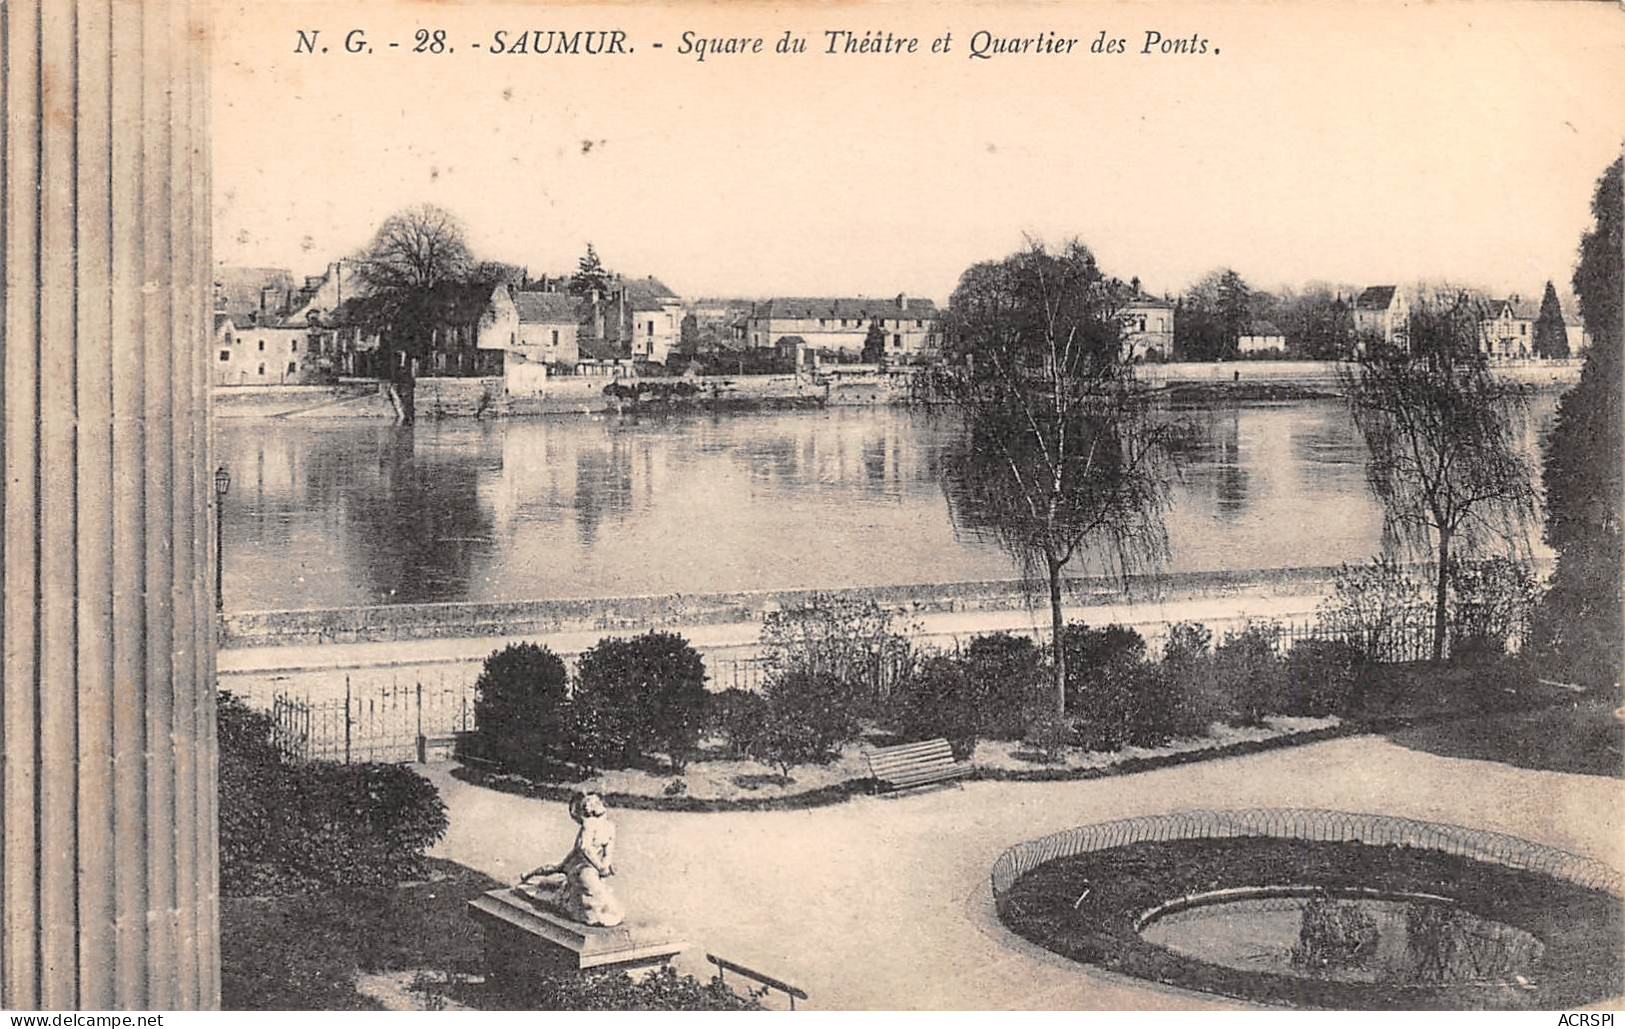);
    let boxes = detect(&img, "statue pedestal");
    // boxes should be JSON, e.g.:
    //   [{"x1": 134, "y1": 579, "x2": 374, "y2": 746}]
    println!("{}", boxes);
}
[{"x1": 468, "y1": 887, "x2": 686, "y2": 986}]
